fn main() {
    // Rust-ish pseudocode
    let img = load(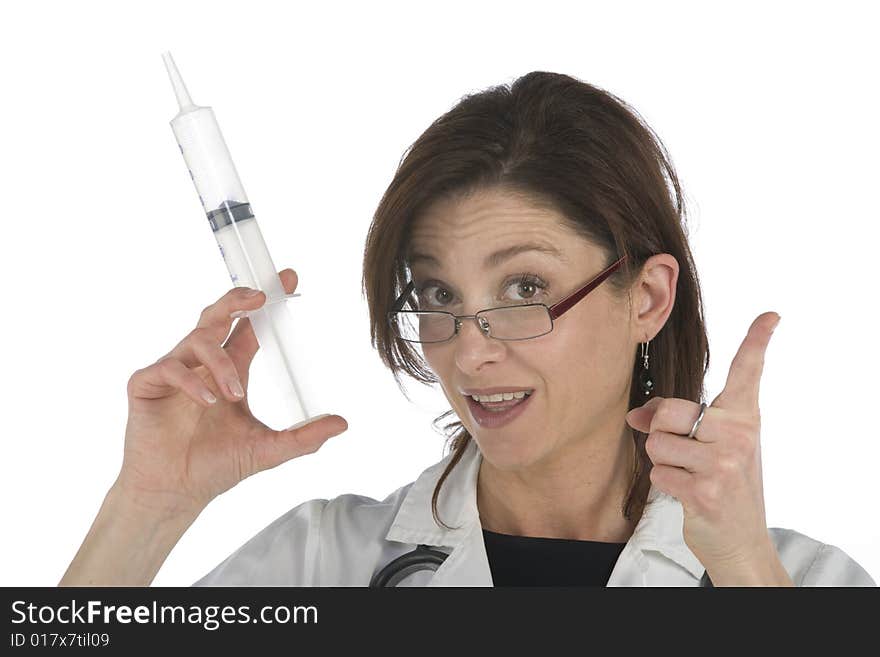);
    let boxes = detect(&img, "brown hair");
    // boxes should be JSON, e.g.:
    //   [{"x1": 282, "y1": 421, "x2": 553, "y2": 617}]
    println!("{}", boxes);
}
[{"x1": 362, "y1": 72, "x2": 710, "y2": 530}]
